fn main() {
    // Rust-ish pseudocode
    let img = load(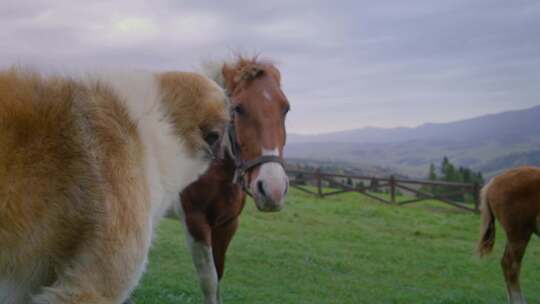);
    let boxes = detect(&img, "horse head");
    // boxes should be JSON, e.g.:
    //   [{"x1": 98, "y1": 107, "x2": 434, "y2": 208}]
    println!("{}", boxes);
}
[{"x1": 221, "y1": 57, "x2": 290, "y2": 211}]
